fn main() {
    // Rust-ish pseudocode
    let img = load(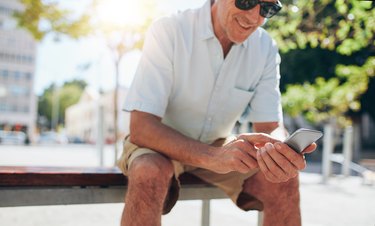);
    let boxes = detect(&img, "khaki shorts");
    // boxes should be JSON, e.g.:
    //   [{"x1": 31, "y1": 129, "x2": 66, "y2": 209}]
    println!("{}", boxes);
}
[{"x1": 117, "y1": 136, "x2": 263, "y2": 214}]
